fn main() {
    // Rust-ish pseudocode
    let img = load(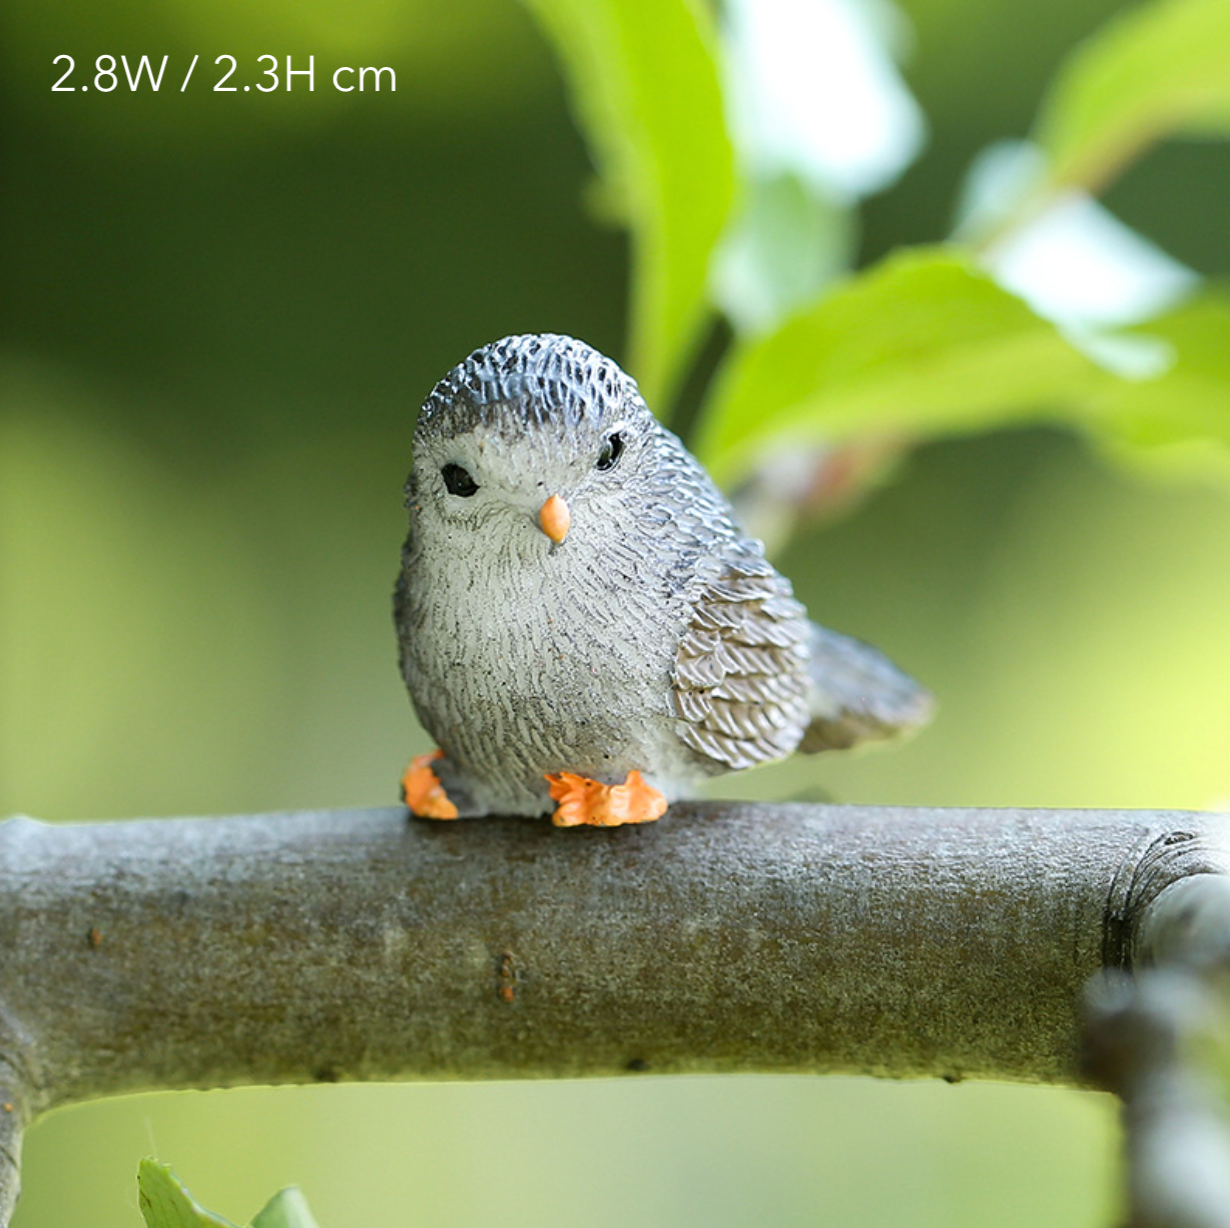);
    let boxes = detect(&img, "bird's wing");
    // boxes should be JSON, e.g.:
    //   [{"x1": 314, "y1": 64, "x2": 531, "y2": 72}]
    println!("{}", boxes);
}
[
  {"x1": 671, "y1": 541, "x2": 935, "y2": 769},
  {"x1": 799, "y1": 622, "x2": 935, "y2": 752},
  {"x1": 671, "y1": 548, "x2": 813, "y2": 772}
]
